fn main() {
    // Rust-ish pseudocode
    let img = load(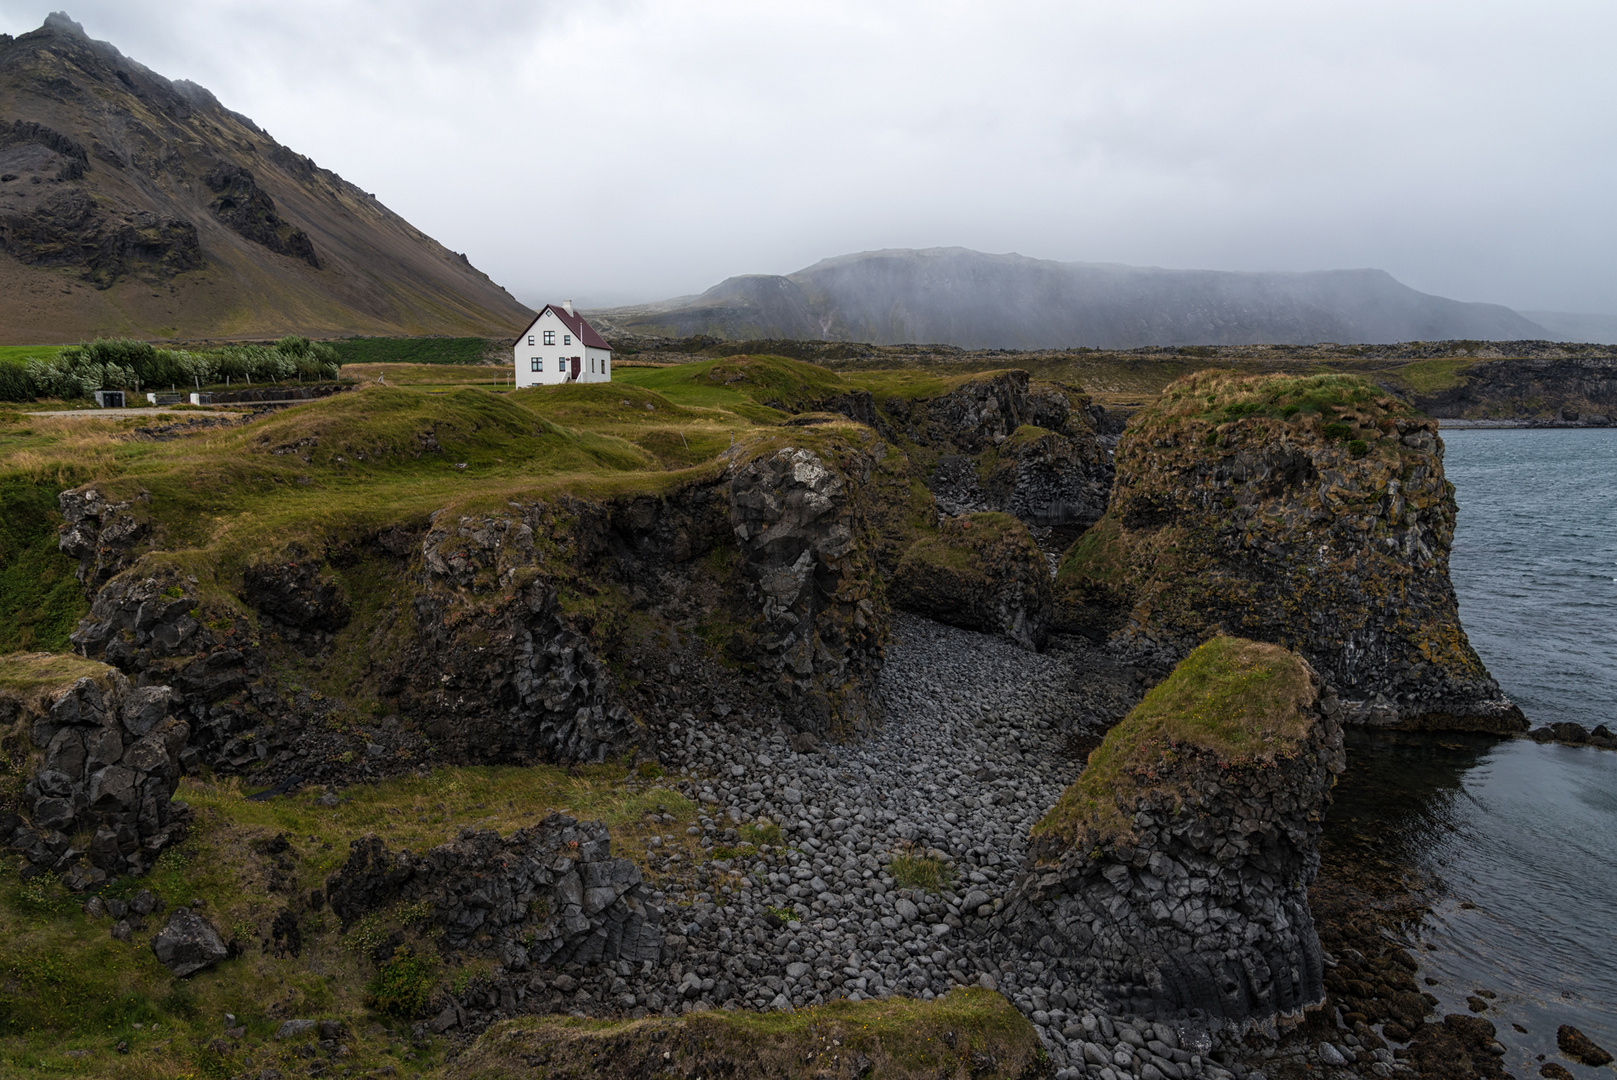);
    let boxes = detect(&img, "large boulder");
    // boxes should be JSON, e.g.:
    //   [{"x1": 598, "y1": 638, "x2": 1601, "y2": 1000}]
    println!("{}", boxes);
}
[
  {"x1": 1053, "y1": 371, "x2": 1523, "y2": 732},
  {"x1": 890, "y1": 512, "x2": 1052, "y2": 650},
  {"x1": 1003, "y1": 636, "x2": 1345, "y2": 1029},
  {"x1": 151, "y1": 907, "x2": 229, "y2": 976}
]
